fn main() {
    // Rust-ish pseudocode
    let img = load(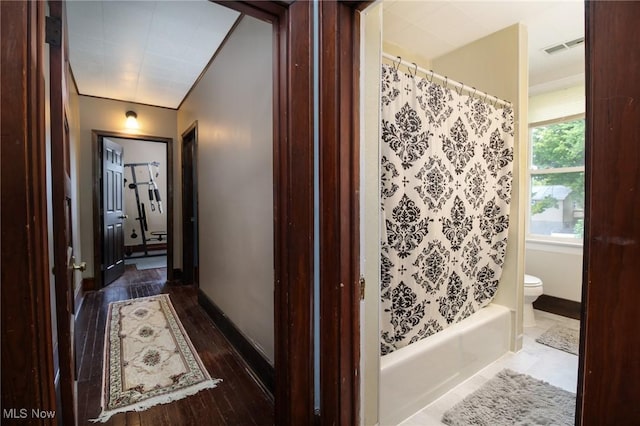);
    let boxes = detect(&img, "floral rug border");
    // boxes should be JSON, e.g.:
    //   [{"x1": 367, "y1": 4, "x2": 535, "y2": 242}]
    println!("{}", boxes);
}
[{"x1": 92, "y1": 294, "x2": 221, "y2": 422}]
